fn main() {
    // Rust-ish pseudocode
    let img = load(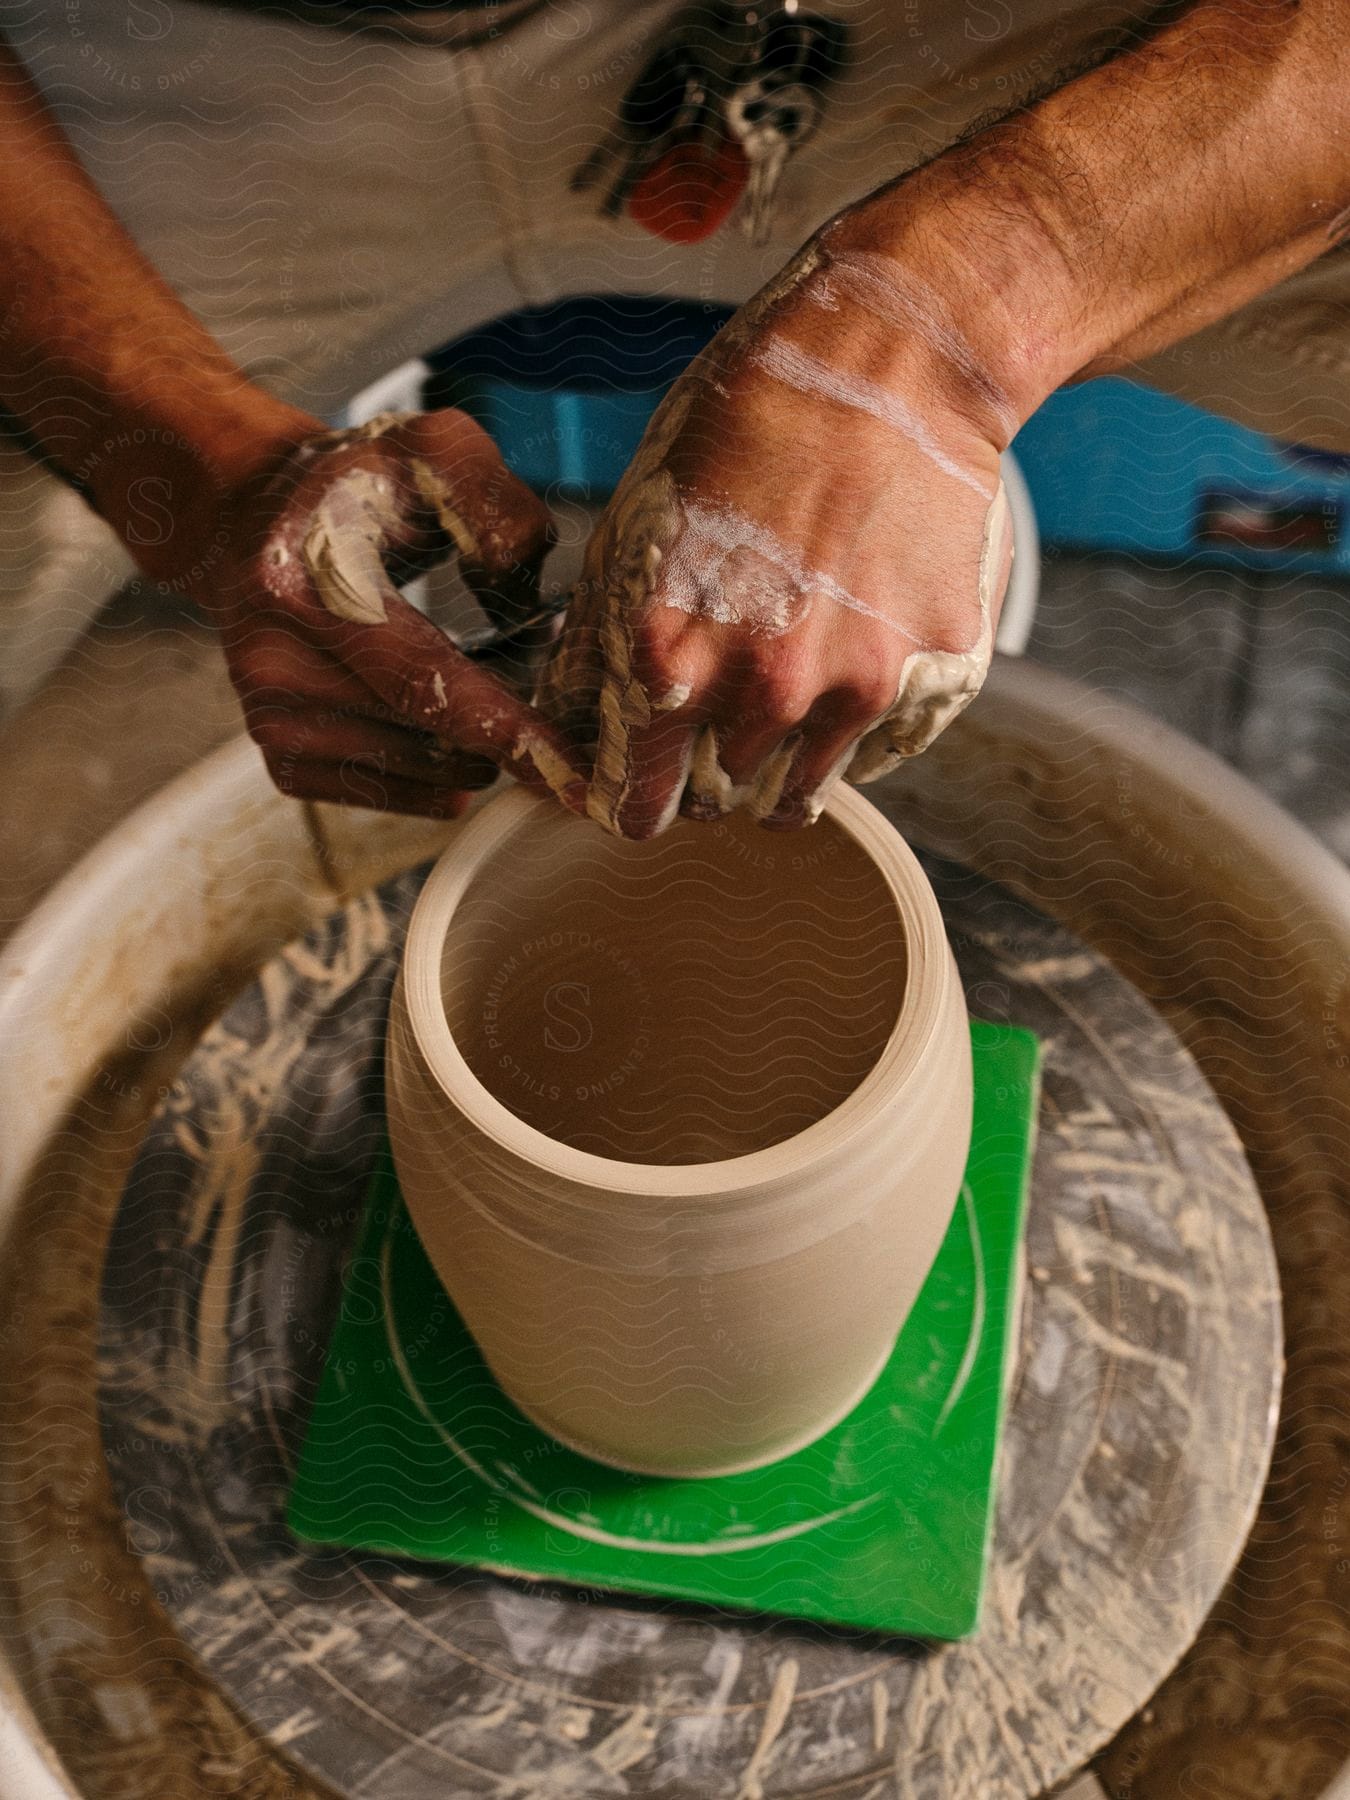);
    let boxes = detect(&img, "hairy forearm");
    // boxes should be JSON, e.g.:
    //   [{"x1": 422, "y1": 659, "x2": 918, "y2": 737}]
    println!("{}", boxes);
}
[
  {"x1": 0, "y1": 36, "x2": 314, "y2": 575},
  {"x1": 826, "y1": 0, "x2": 1350, "y2": 436}
]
